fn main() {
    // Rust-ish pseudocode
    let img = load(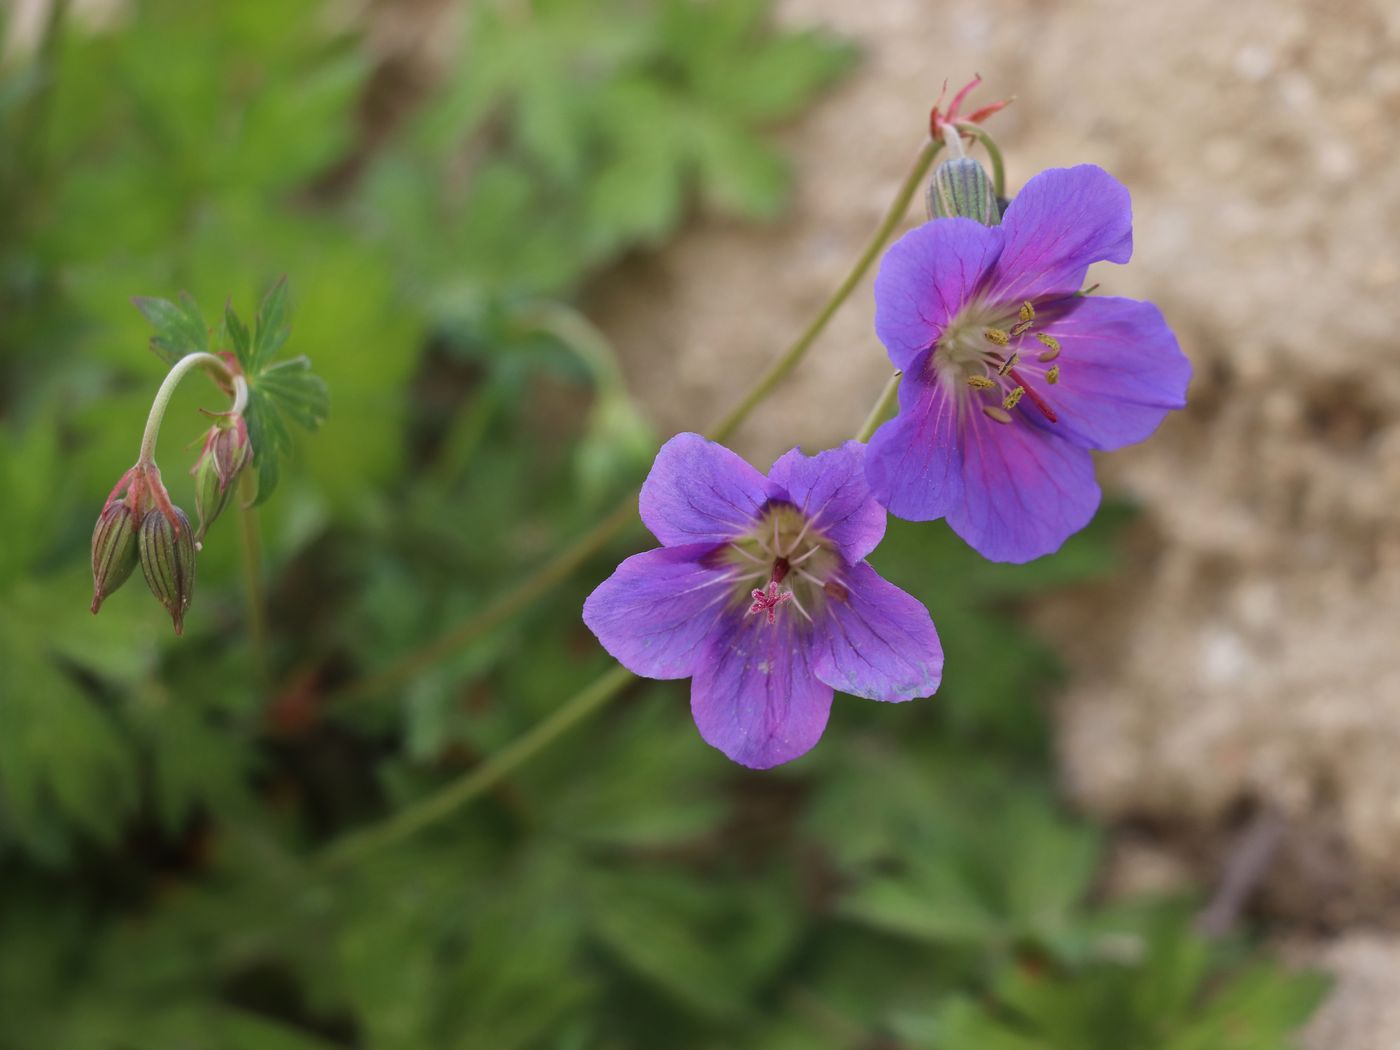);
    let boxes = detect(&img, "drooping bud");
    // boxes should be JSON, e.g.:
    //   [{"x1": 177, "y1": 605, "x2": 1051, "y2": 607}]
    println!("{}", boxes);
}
[
  {"x1": 91, "y1": 499, "x2": 141, "y2": 613},
  {"x1": 926, "y1": 155, "x2": 1001, "y2": 225},
  {"x1": 191, "y1": 414, "x2": 250, "y2": 539},
  {"x1": 139, "y1": 506, "x2": 197, "y2": 635}
]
